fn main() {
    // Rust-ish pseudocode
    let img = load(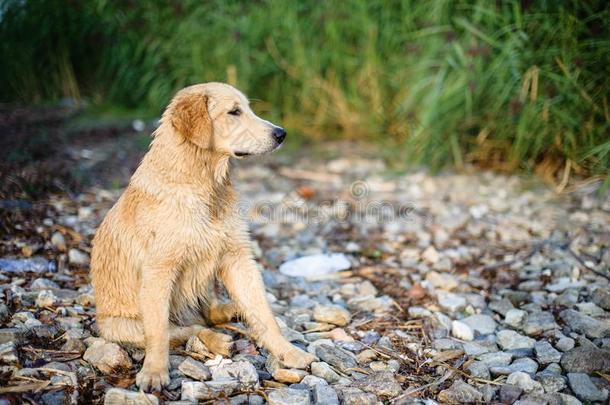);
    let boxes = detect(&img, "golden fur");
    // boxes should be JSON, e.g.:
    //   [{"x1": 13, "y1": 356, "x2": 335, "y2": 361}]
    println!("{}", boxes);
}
[{"x1": 90, "y1": 83, "x2": 314, "y2": 391}]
